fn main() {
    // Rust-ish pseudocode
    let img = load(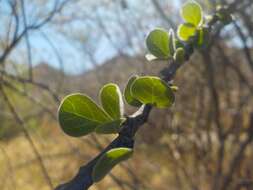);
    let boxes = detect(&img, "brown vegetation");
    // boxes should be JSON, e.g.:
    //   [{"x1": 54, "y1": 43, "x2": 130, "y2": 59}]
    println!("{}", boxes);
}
[{"x1": 0, "y1": 0, "x2": 253, "y2": 190}]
